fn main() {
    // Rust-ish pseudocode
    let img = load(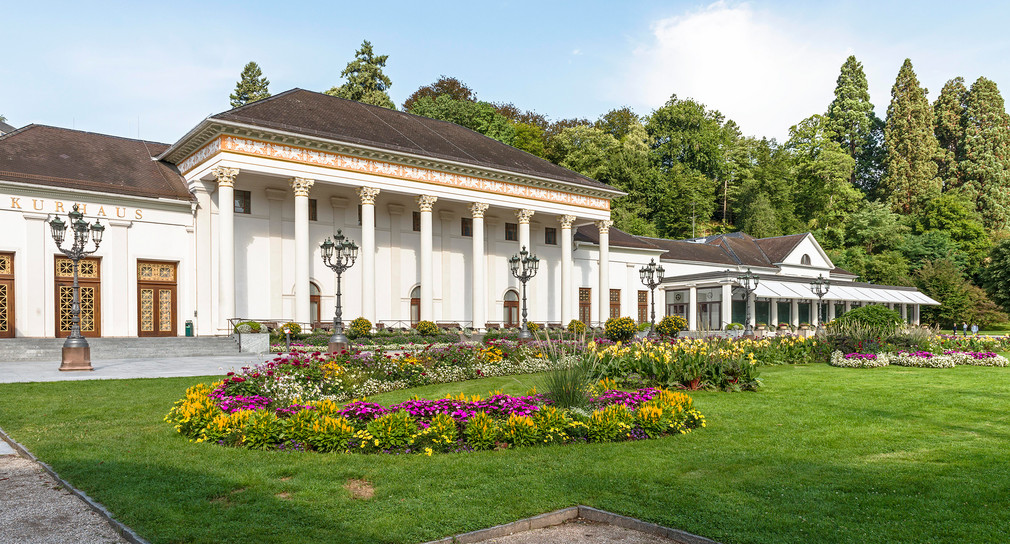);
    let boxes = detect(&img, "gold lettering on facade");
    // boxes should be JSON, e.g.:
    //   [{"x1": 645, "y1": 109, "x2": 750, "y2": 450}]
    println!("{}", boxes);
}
[
  {"x1": 32, "y1": 199, "x2": 44, "y2": 211},
  {"x1": 55, "y1": 202, "x2": 64, "y2": 212},
  {"x1": 9, "y1": 197, "x2": 20, "y2": 209},
  {"x1": 97, "y1": 206, "x2": 107, "y2": 217},
  {"x1": 135, "y1": 209, "x2": 143, "y2": 220},
  {"x1": 116, "y1": 207, "x2": 126, "y2": 218},
  {"x1": 75, "y1": 203, "x2": 86, "y2": 214}
]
